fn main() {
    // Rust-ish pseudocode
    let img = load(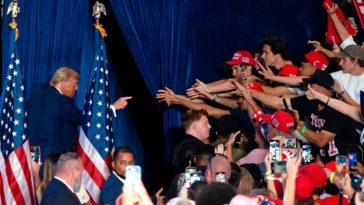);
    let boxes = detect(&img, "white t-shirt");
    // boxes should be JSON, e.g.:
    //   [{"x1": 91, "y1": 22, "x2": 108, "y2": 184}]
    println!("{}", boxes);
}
[
  {"x1": 331, "y1": 70, "x2": 364, "y2": 104},
  {"x1": 339, "y1": 35, "x2": 356, "y2": 49}
]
